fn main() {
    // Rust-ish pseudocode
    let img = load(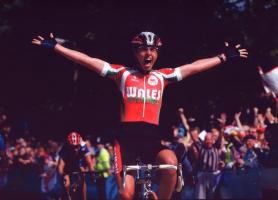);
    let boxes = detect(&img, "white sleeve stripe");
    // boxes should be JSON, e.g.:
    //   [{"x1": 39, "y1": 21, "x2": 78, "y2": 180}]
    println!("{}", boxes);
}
[
  {"x1": 100, "y1": 62, "x2": 125, "y2": 77},
  {"x1": 100, "y1": 62, "x2": 110, "y2": 77},
  {"x1": 175, "y1": 67, "x2": 182, "y2": 81},
  {"x1": 157, "y1": 70, "x2": 180, "y2": 81},
  {"x1": 164, "y1": 73, "x2": 176, "y2": 79}
]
